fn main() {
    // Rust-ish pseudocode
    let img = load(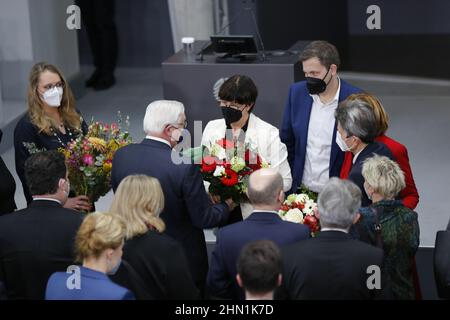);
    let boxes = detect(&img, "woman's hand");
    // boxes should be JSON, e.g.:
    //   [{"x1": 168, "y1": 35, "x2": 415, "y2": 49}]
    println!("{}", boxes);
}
[{"x1": 64, "y1": 196, "x2": 92, "y2": 212}]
